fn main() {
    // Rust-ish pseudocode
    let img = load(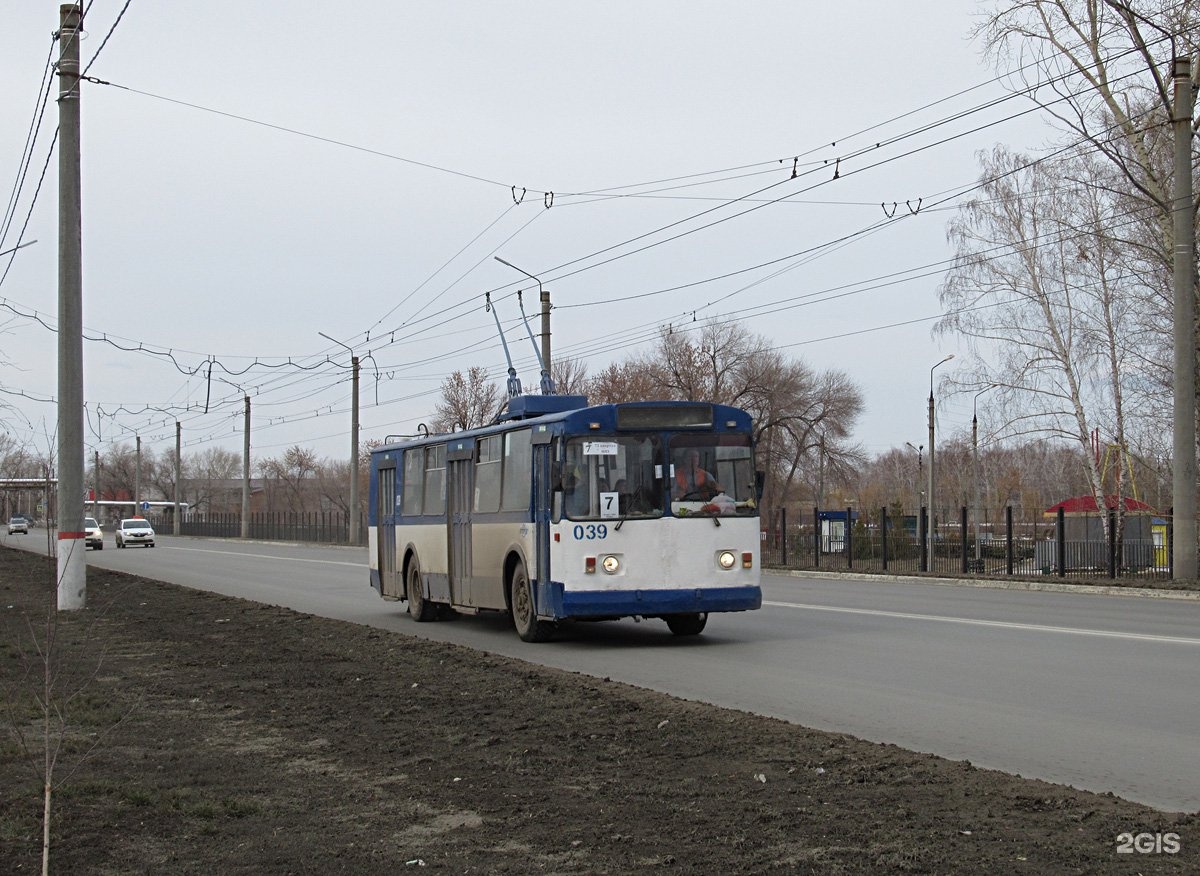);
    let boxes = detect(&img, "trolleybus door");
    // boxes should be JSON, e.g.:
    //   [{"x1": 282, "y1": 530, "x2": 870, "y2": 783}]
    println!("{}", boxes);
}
[
  {"x1": 447, "y1": 457, "x2": 474, "y2": 606},
  {"x1": 531, "y1": 427, "x2": 554, "y2": 601},
  {"x1": 376, "y1": 460, "x2": 401, "y2": 598}
]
